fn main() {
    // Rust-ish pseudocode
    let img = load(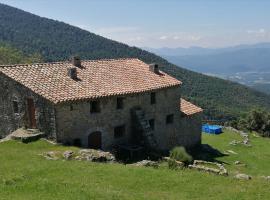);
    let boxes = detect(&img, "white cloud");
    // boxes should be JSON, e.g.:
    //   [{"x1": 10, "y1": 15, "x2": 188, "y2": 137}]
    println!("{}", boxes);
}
[
  {"x1": 247, "y1": 28, "x2": 265, "y2": 34},
  {"x1": 246, "y1": 28, "x2": 267, "y2": 37},
  {"x1": 188, "y1": 35, "x2": 202, "y2": 41},
  {"x1": 159, "y1": 35, "x2": 168, "y2": 40}
]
